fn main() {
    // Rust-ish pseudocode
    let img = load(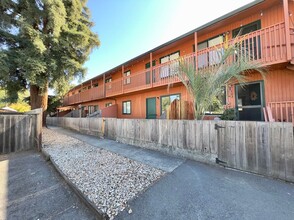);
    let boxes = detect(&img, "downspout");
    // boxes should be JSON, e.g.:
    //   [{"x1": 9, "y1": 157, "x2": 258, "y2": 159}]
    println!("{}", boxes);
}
[{"x1": 283, "y1": 0, "x2": 292, "y2": 61}]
